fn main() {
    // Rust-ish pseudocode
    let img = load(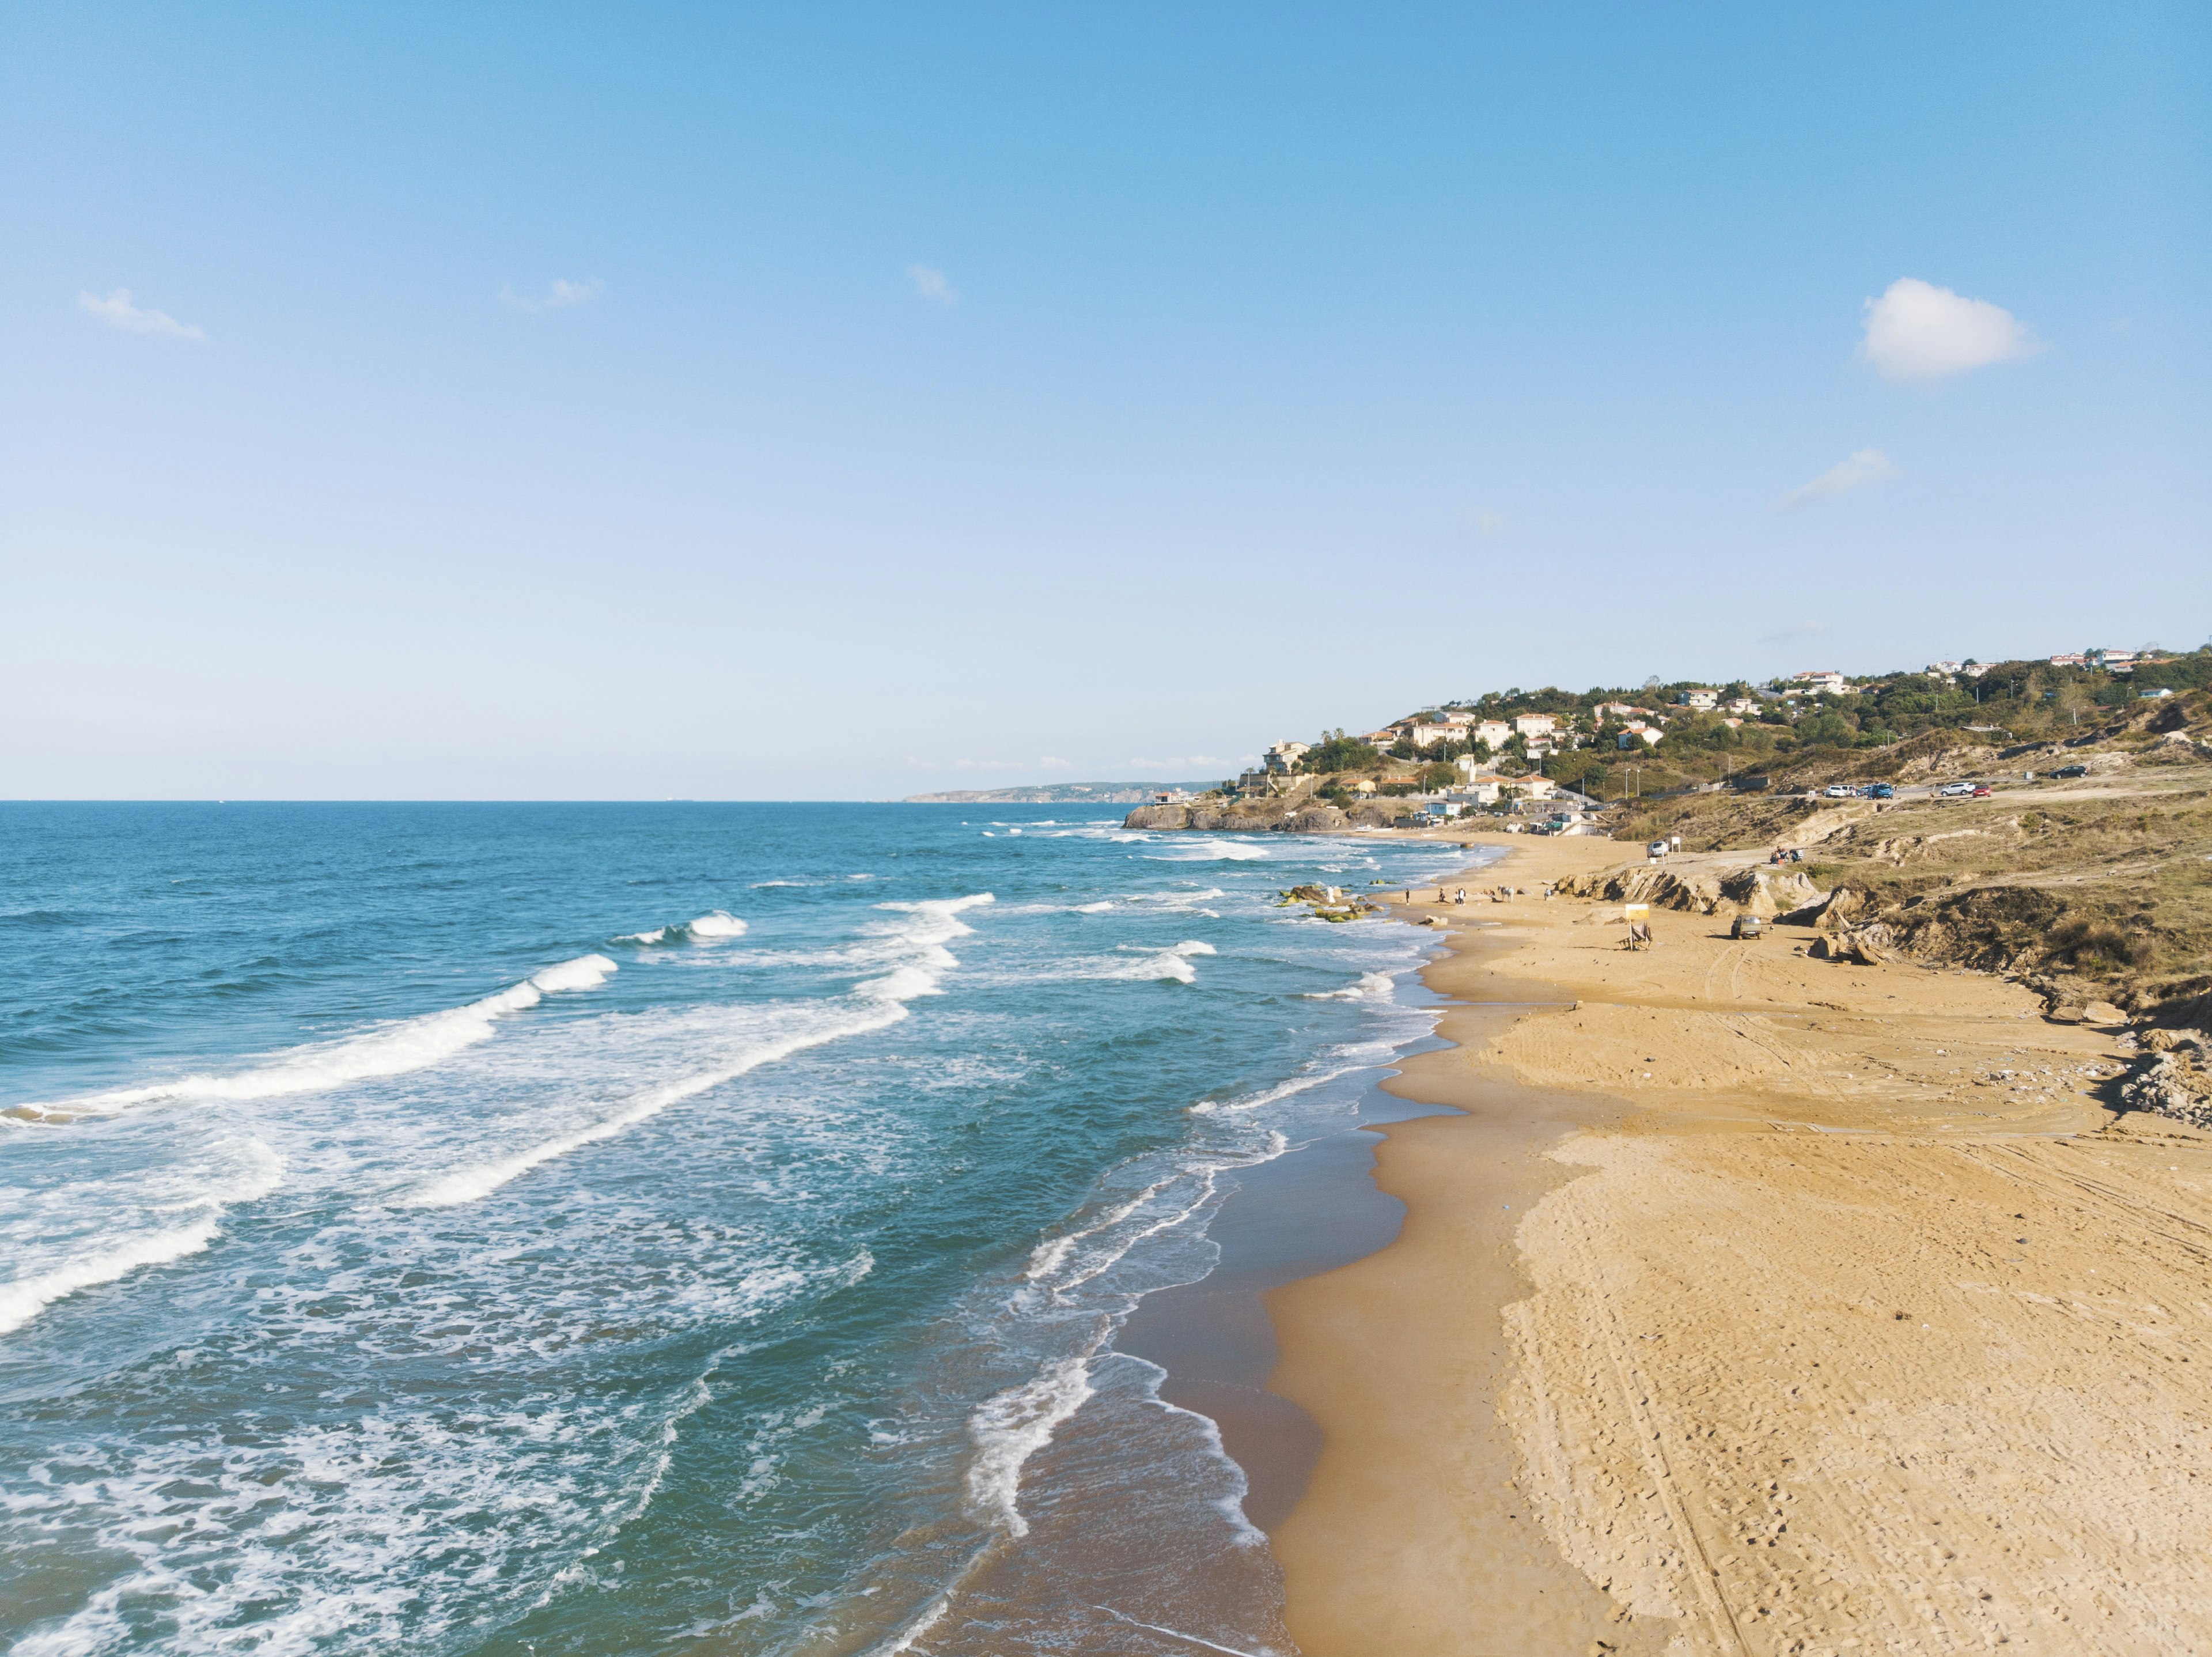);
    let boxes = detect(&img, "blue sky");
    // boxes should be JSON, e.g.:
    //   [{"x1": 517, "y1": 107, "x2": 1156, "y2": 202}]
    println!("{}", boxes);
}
[{"x1": 6, "y1": 3, "x2": 2206, "y2": 798}]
